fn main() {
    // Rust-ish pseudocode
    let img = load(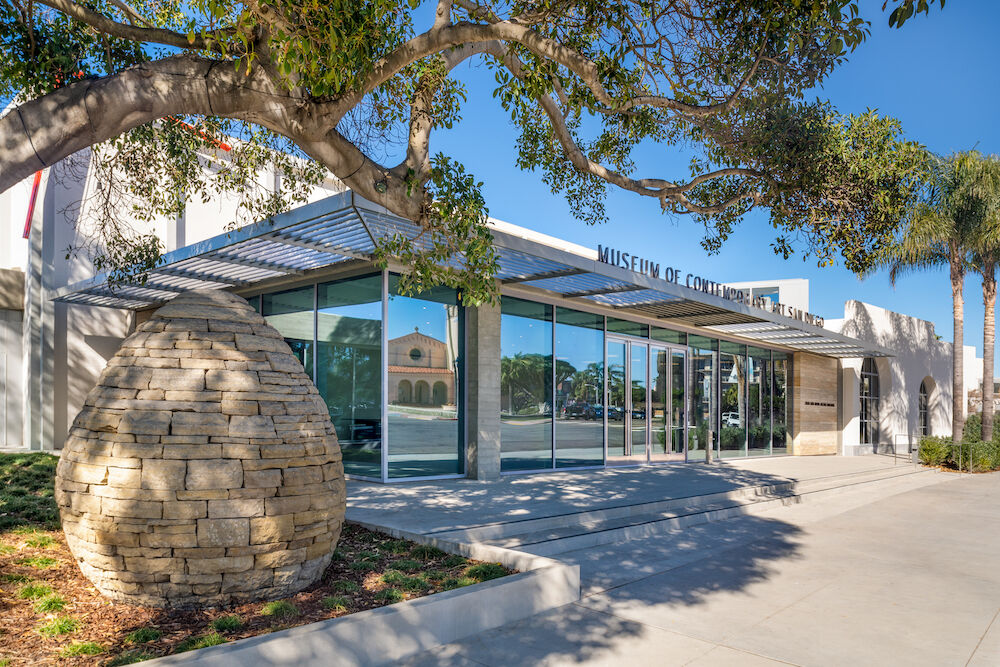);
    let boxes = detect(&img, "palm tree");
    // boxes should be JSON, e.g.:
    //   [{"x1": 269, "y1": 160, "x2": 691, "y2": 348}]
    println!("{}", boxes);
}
[
  {"x1": 883, "y1": 151, "x2": 999, "y2": 444},
  {"x1": 968, "y1": 157, "x2": 1000, "y2": 441}
]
